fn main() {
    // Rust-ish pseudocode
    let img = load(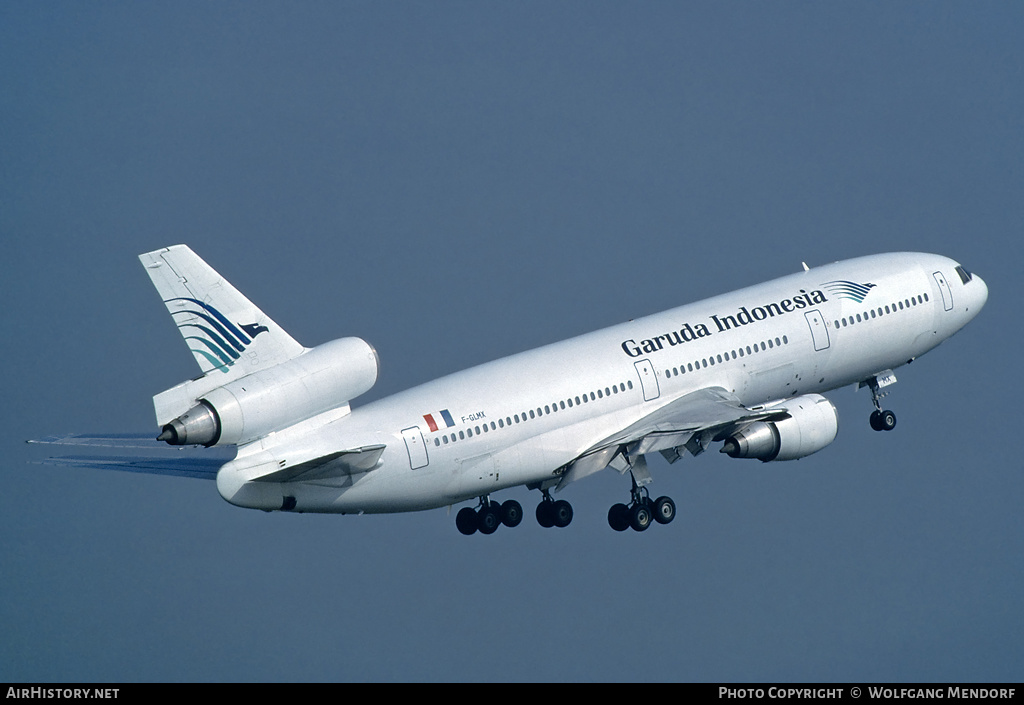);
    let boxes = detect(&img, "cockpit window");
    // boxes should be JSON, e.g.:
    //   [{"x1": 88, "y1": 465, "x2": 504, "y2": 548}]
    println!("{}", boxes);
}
[{"x1": 955, "y1": 266, "x2": 973, "y2": 285}]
